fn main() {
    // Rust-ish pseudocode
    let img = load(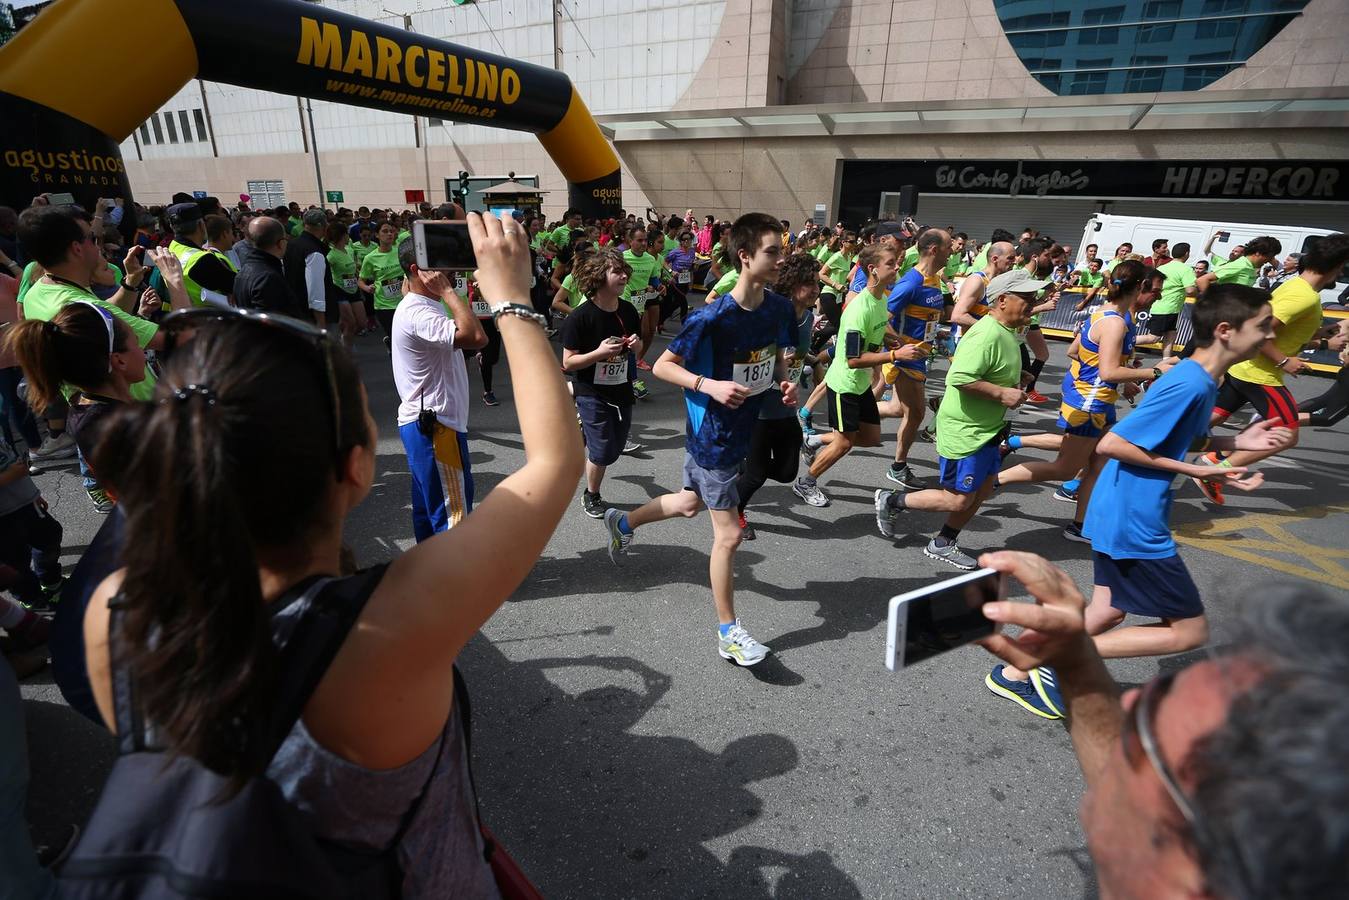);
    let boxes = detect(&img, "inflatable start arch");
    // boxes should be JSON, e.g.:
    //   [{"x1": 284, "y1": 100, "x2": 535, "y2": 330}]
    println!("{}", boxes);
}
[{"x1": 0, "y1": 0, "x2": 622, "y2": 221}]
